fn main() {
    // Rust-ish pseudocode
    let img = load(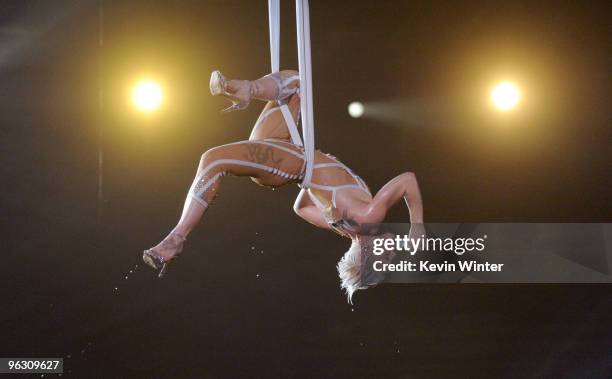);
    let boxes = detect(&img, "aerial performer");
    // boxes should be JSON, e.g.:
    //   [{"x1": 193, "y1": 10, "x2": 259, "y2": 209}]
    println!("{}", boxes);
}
[
  {"x1": 143, "y1": 69, "x2": 424, "y2": 301},
  {"x1": 142, "y1": 1, "x2": 423, "y2": 302}
]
